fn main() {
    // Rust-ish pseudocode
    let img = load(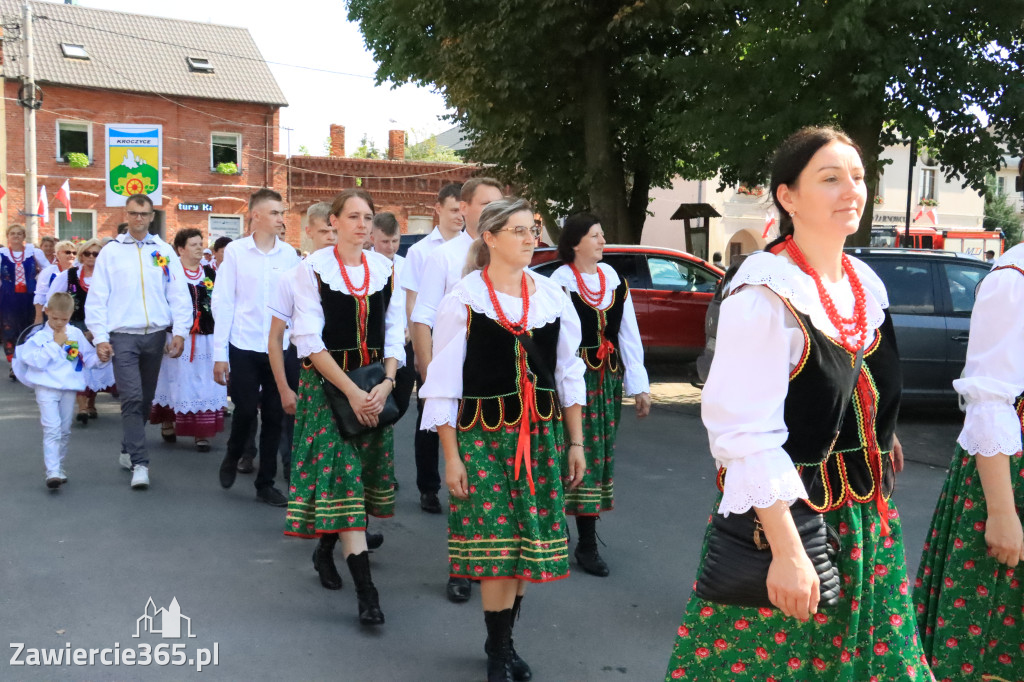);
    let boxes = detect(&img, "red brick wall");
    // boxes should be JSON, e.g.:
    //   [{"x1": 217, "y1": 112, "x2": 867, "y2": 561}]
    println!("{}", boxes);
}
[{"x1": 4, "y1": 81, "x2": 288, "y2": 245}]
